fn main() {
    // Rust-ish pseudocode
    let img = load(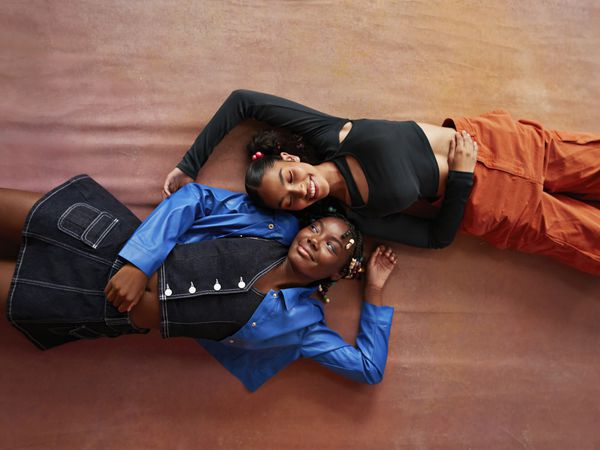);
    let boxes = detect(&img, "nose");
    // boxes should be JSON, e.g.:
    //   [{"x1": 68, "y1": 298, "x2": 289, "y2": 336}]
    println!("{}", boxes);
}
[
  {"x1": 306, "y1": 236, "x2": 319, "y2": 251},
  {"x1": 289, "y1": 182, "x2": 307, "y2": 198}
]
